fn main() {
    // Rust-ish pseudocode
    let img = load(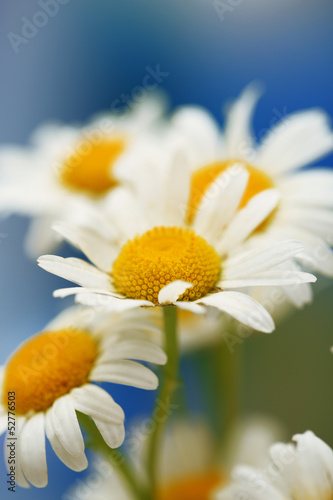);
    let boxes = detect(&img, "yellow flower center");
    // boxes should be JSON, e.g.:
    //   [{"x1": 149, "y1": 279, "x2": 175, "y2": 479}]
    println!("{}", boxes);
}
[
  {"x1": 2, "y1": 329, "x2": 98, "y2": 415},
  {"x1": 112, "y1": 227, "x2": 221, "y2": 304},
  {"x1": 187, "y1": 160, "x2": 275, "y2": 223},
  {"x1": 158, "y1": 471, "x2": 224, "y2": 500},
  {"x1": 59, "y1": 136, "x2": 126, "y2": 196}
]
